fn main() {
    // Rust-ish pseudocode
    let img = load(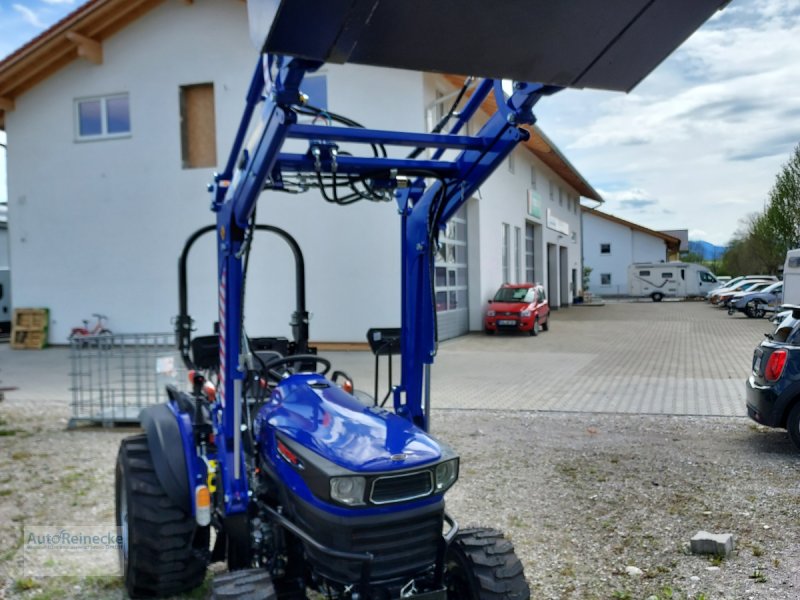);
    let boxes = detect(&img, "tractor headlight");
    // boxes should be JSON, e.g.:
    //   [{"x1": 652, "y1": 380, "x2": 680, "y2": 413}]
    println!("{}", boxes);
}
[
  {"x1": 520, "y1": 310, "x2": 532, "y2": 317},
  {"x1": 330, "y1": 476, "x2": 366, "y2": 506},
  {"x1": 487, "y1": 310, "x2": 496, "y2": 317},
  {"x1": 434, "y1": 459, "x2": 459, "y2": 492}
]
